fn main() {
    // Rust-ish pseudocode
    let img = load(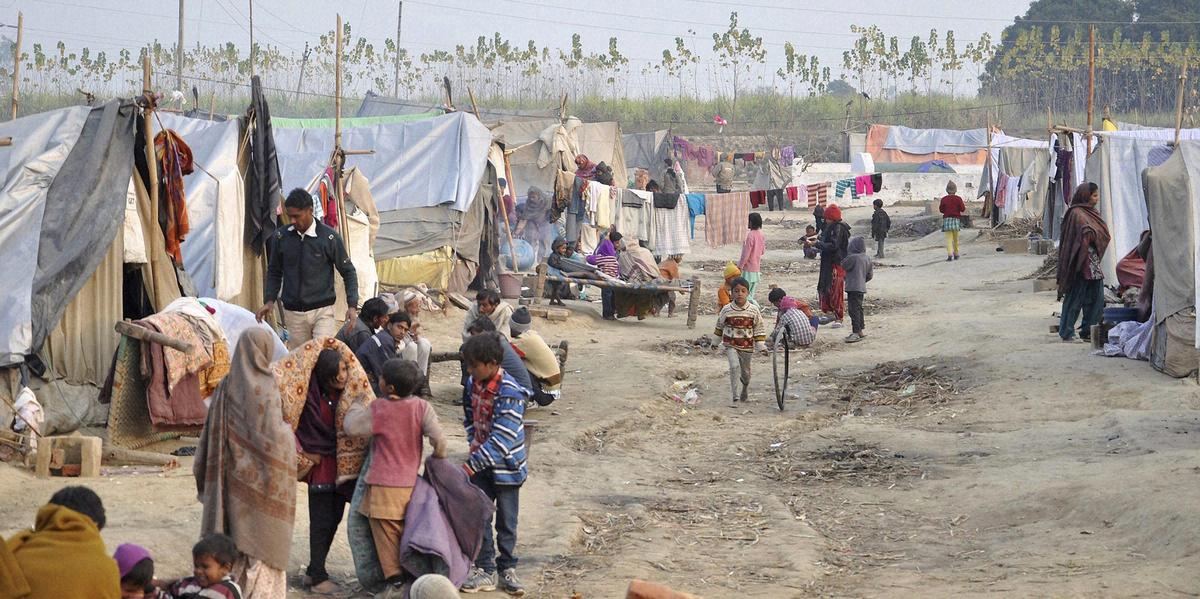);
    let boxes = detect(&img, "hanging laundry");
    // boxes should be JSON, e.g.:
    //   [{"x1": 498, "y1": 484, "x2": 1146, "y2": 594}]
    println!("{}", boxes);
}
[
  {"x1": 315, "y1": 166, "x2": 339, "y2": 228},
  {"x1": 786, "y1": 186, "x2": 800, "y2": 205},
  {"x1": 704, "y1": 192, "x2": 751, "y2": 248},
  {"x1": 154, "y1": 129, "x2": 194, "y2": 263},
  {"x1": 854, "y1": 175, "x2": 872, "y2": 196},
  {"x1": 750, "y1": 190, "x2": 767, "y2": 208},
  {"x1": 780, "y1": 146, "x2": 795, "y2": 168},
  {"x1": 632, "y1": 189, "x2": 656, "y2": 247},
  {"x1": 834, "y1": 178, "x2": 860, "y2": 200},
  {"x1": 994, "y1": 172, "x2": 1011, "y2": 207},
  {"x1": 870, "y1": 173, "x2": 883, "y2": 193},
  {"x1": 655, "y1": 199, "x2": 691, "y2": 257},
  {"x1": 686, "y1": 193, "x2": 706, "y2": 239},
  {"x1": 806, "y1": 182, "x2": 830, "y2": 207}
]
